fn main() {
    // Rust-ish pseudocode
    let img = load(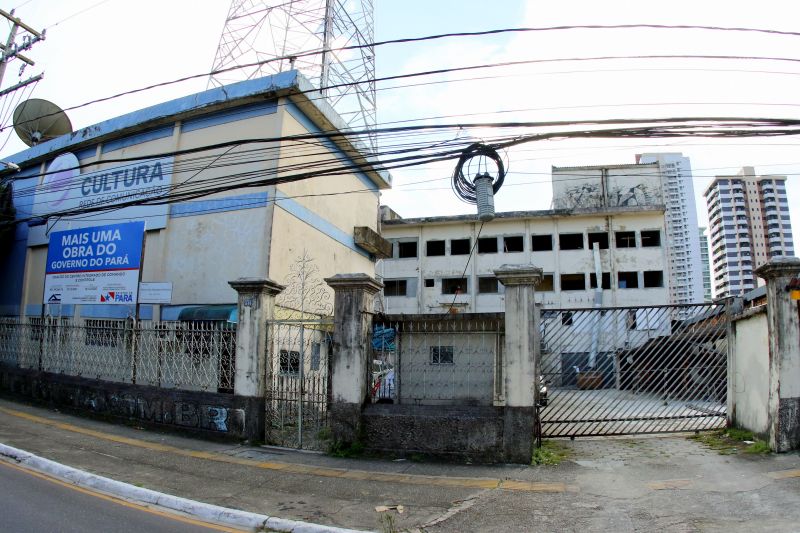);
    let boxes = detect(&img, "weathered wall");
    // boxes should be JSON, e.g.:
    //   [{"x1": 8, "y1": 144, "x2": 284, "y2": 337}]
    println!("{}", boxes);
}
[
  {"x1": 0, "y1": 364, "x2": 263, "y2": 441},
  {"x1": 362, "y1": 404, "x2": 504, "y2": 462},
  {"x1": 730, "y1": 308, "x2": 770, "y2": 437}
]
